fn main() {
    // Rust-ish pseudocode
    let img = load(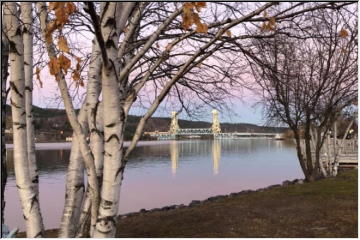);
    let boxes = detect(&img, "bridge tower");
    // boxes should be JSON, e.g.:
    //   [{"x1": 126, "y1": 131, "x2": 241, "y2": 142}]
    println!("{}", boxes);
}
[
  {"x1": 169, "y1": 111, "x2": 179, "y2": 134},
  {"x1": 212, "y1": 109, "x2": 221, "y2": 134}
]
